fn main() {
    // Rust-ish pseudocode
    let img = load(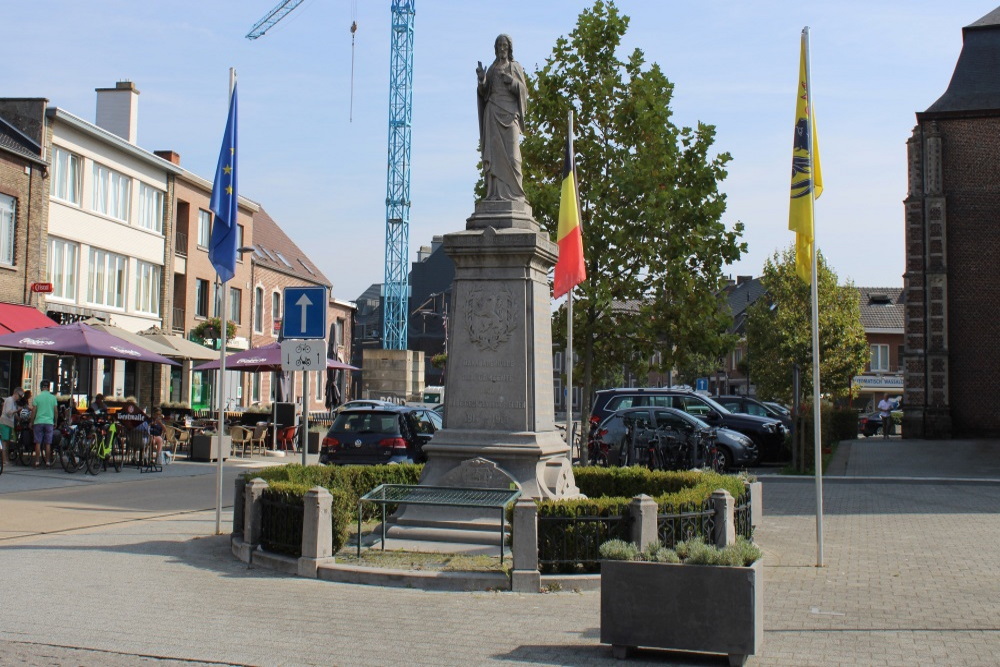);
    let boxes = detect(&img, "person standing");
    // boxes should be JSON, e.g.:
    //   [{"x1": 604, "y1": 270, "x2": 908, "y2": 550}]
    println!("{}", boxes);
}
[
  {"x1": 0, "y1": 387, "x2": 23, "y2": 466},
  {"x1": 877, "y1": 393, "x2": 894, "y2": 440},
  {"x1": 31, "y1": 380, "x2": 58, "y2": 467}
]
